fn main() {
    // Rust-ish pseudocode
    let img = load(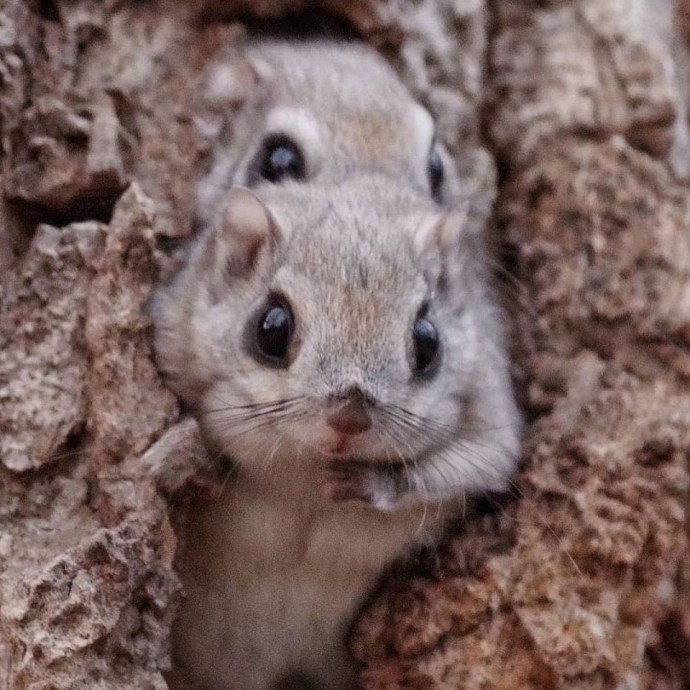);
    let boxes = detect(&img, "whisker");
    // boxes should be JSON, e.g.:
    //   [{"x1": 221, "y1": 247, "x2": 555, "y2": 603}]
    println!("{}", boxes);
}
[
  {"x1": 199, "y1": 396, "x2": 303, "y2": 416},
  {"x1": 212, "y1": 407, "x2": 310, "y2": 444},
  {"x1": 377, "y1": 407, "x2": 581, "y2": 572},
  {"x1": 386, "y1": 403, "x2": 517, "y2": 436},
  {"x1": 426, "y1": 448, "x2": 582, "y2": 577},
  {"x1": 486, "y1": 255, "x2": 540, "y2": 320}
]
